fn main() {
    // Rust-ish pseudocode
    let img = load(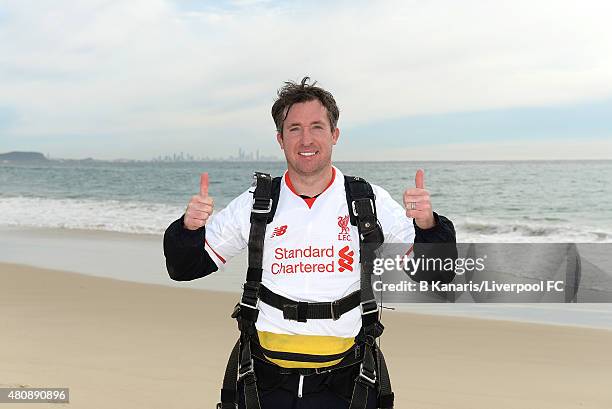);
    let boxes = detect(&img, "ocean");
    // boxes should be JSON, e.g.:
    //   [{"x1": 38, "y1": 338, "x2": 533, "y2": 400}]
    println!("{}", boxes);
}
[
  {"x1": 2, "y1": 159, "x2": 612, "y2": 329},
  {"x1": 1, "y1": 160, "x2": 611, "y2": 242}
]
